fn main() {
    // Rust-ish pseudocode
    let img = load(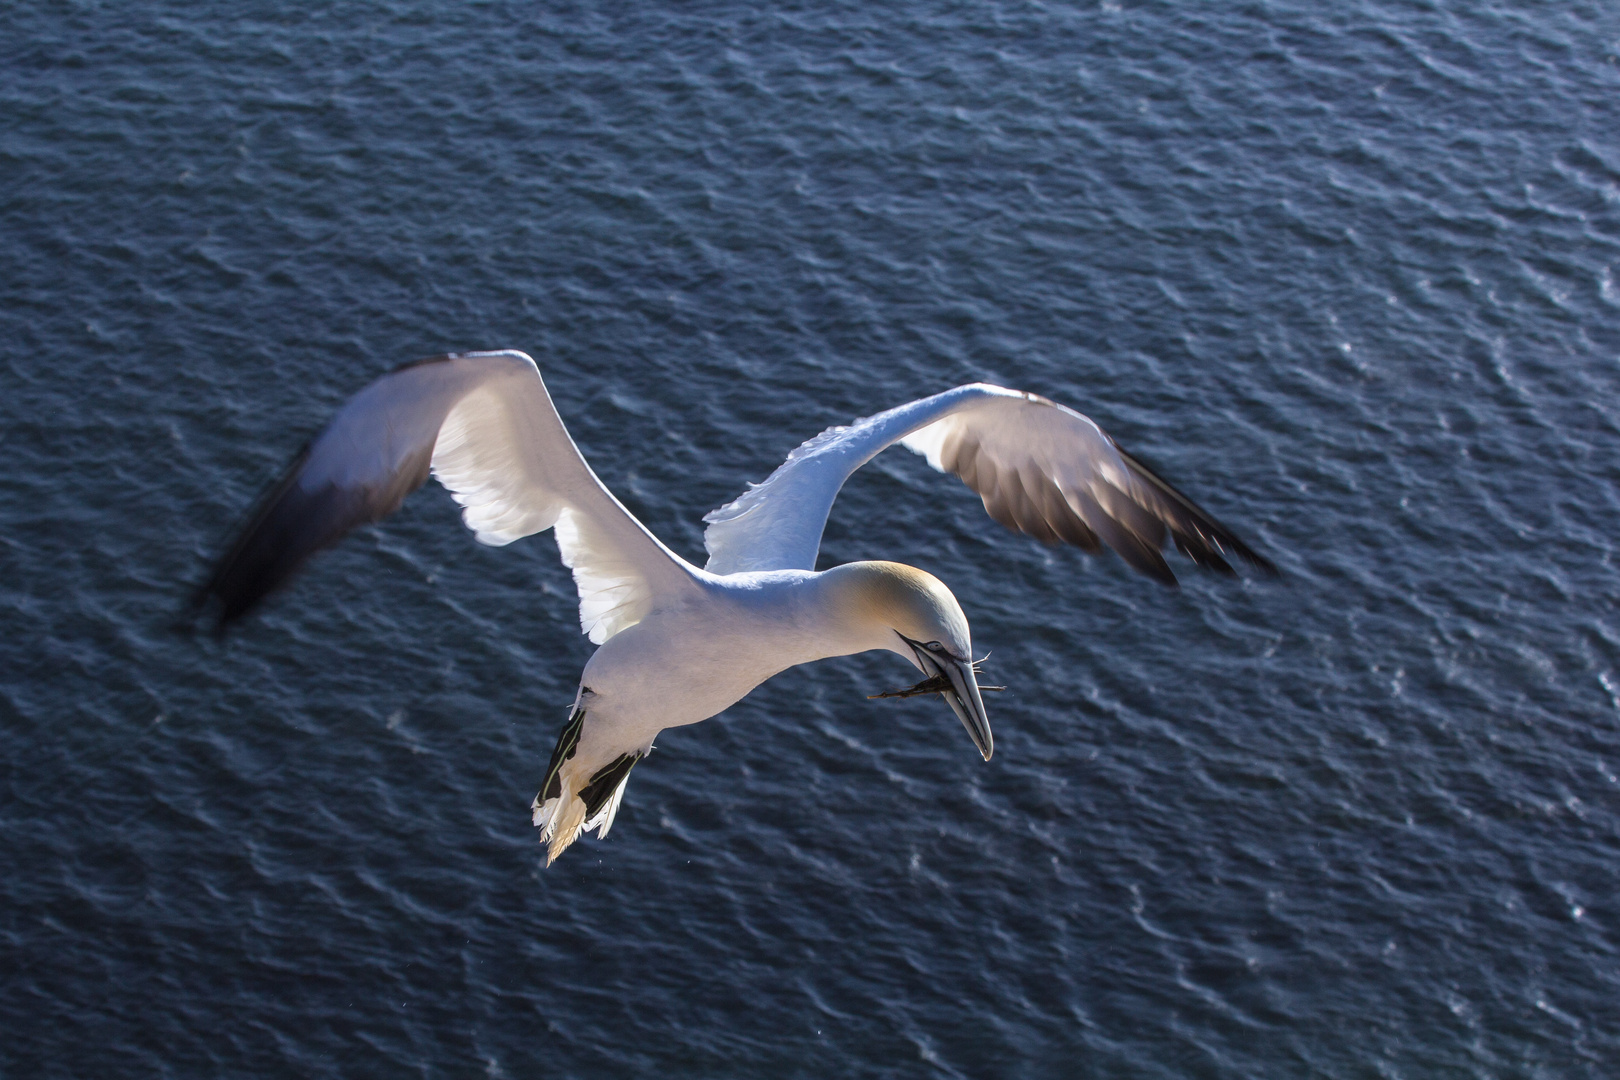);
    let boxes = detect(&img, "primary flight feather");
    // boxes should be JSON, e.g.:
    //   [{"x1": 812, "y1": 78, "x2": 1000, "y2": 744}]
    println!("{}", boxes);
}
[{"x1": 196, "y1": 351, "x2": 1272, "y2": 863}]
